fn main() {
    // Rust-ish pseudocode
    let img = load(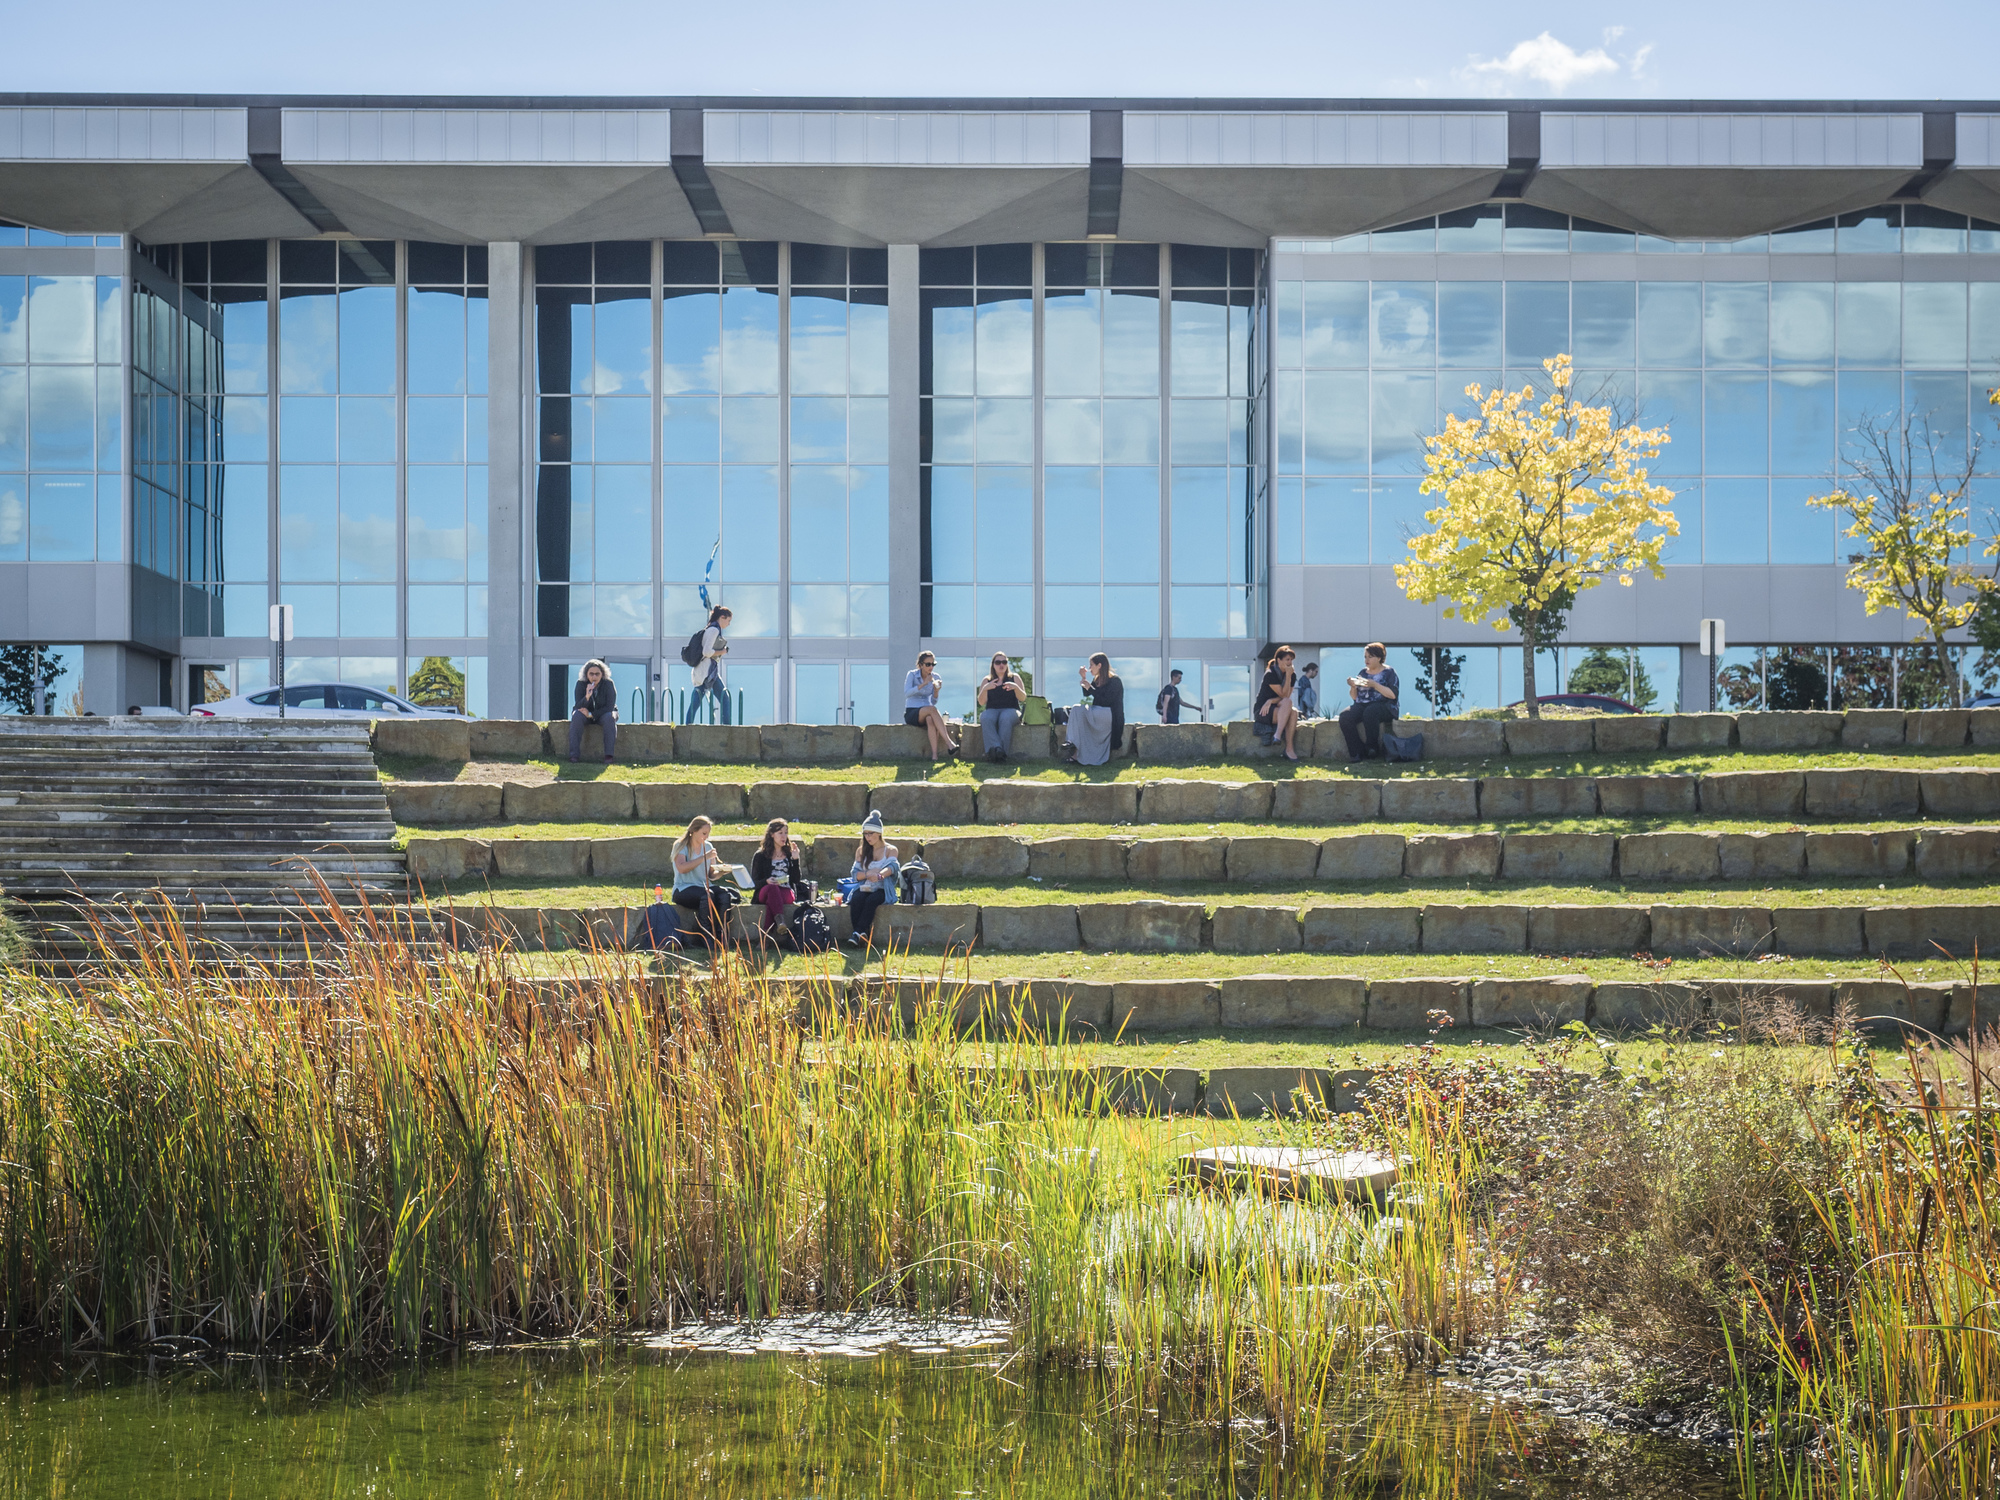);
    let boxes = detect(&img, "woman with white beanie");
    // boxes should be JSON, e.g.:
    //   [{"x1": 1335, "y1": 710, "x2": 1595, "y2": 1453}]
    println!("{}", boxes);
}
[{"x1": 844, "y1": 810, "x2": 900, "y2": 949}]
